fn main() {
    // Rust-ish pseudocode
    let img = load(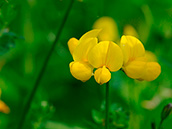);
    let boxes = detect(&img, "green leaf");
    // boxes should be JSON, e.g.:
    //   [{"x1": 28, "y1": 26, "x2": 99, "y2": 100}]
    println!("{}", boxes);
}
[
  {"x1": 92, "y1": 110, "x2": 104, "y2": 124},
  {"x1": 0, "y1": 32, "x2": 15, "y2": 55},
  {"x1": 0, "y1": 2, "x2": 16, "y2": 24},
  {"x1": 161, "y1": 103, "x2": 172, "y2": 121}
]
